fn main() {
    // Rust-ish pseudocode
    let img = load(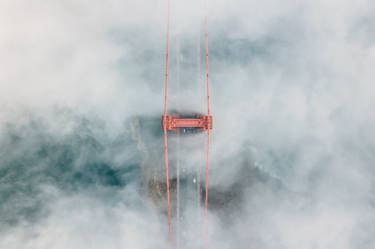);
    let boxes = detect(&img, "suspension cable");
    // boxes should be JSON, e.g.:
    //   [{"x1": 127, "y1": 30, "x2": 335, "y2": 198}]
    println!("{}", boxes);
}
[
  {"x1": 163, "y1": 0, "x2": 172, "y2": 247},
  {"x1": 204, "y1": 0, "x2": 210, "y2": 248},
  {"x1": 162, "y1": 1, "x2": 211, "y2": 248}
]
